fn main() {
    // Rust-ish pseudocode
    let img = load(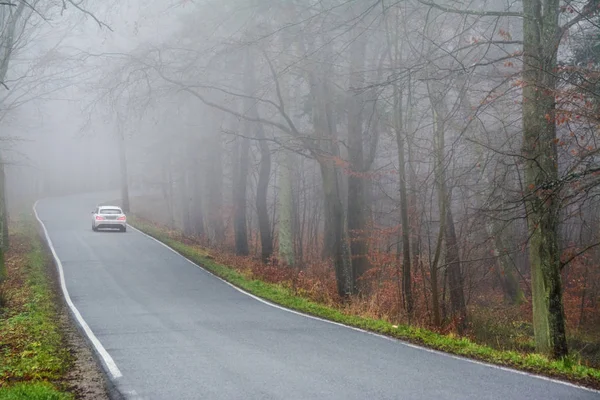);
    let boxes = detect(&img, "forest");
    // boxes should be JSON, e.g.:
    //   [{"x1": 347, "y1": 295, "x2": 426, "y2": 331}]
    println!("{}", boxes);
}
[{"x1": 2, "y1": 0, "x2": 600, "y2": 369}]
